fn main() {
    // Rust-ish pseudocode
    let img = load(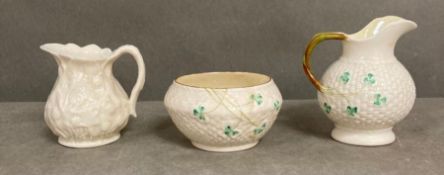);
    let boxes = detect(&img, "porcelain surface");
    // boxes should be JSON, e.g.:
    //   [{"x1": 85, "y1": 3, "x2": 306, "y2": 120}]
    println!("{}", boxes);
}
[
  {"x1": 164, "y1": 72, "x2": 282, "y2": 152},
  {"x1": 303, "y1": 16, "x2": 417, "y2": 146},
  {"x1": 40, "y1": 43, "x2": 145, "y2": 148}
]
